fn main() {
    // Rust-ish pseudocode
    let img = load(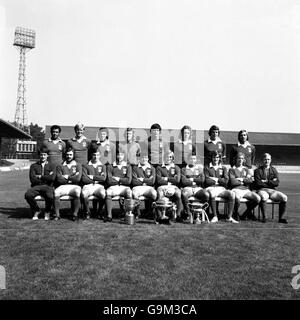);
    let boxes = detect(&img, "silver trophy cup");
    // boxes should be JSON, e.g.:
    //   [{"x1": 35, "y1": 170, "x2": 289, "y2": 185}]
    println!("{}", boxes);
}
[
  {"x1": 119, "y1": 198, "x2": 141, "y2": 225},
  {"x1": 188, "y1": 201, "x2": 210, "y2": 224}
]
